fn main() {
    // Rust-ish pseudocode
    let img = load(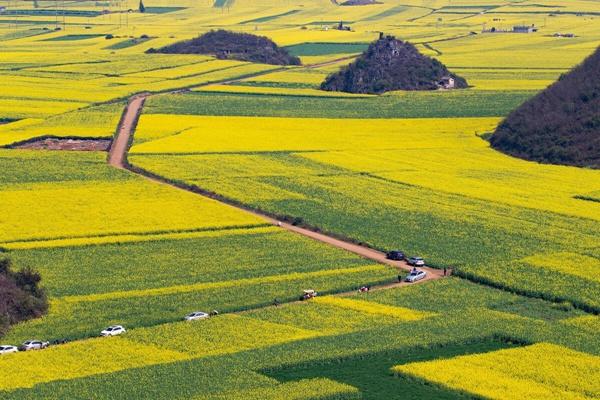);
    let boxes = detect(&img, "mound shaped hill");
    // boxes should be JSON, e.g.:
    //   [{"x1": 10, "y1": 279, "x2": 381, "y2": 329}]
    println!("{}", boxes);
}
[
  {"x1": 147, "y1": 29, "x2": 301, "y2": 66},
  {"x1": 320, "y1": 35, "x2": 468, "y2": 94},
  {"x1": 490, "y1": 47, "x2": 600, "y2": 168}
]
